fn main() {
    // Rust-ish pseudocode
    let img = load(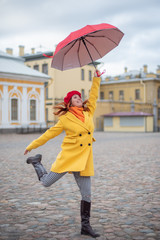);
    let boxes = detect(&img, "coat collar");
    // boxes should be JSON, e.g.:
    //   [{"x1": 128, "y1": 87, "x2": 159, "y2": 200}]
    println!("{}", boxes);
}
[{"x1": 65, "y1": 111, "x2": 90, "y2": 131}]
